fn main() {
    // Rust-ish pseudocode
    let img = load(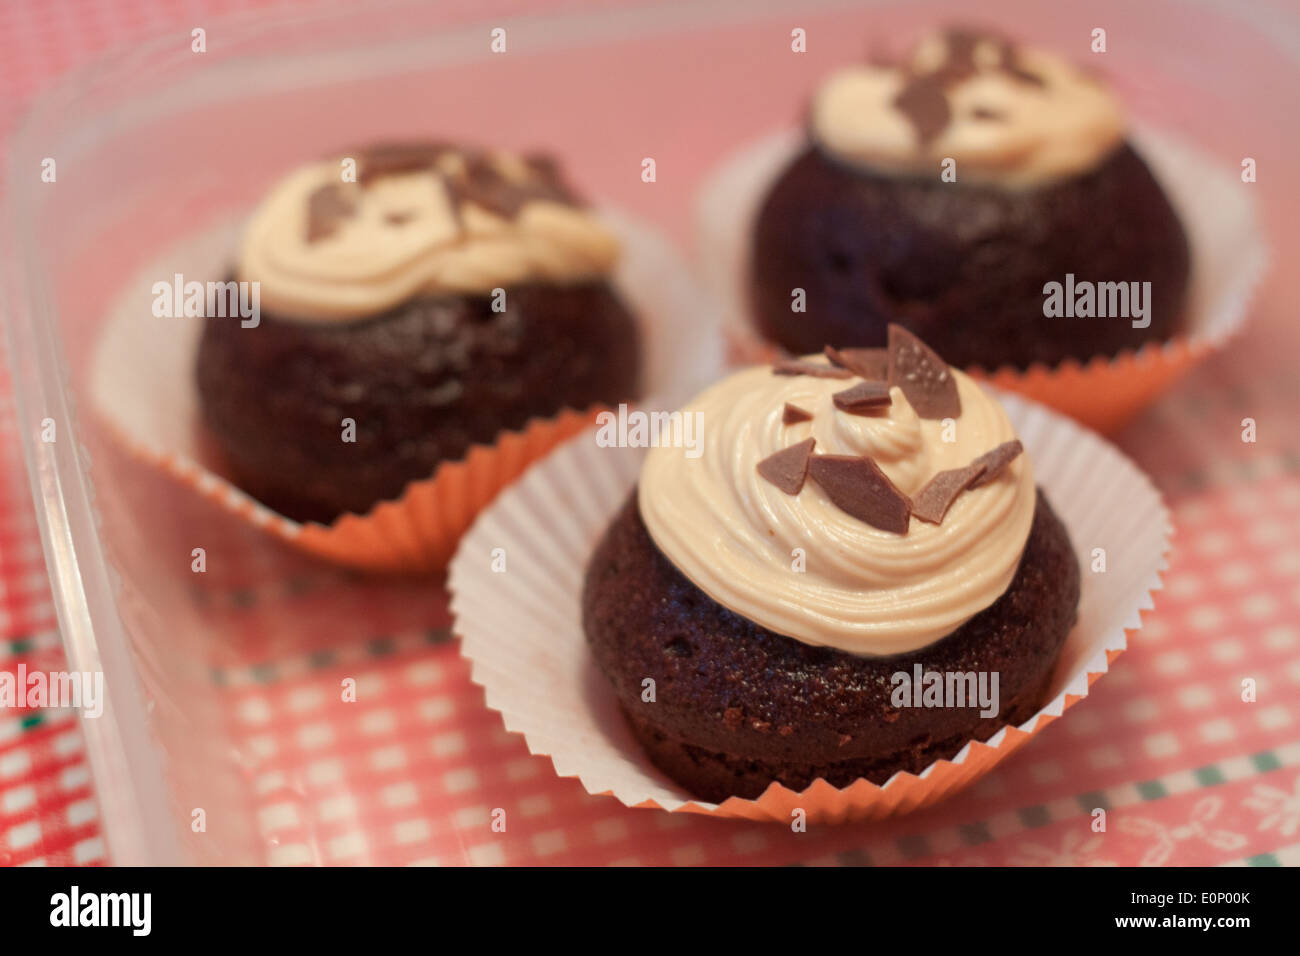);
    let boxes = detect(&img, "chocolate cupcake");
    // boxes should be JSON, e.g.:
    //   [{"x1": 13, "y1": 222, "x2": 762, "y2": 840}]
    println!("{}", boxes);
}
[
  {"x1": 197, "y1": 143, "x2": 641, "y2": 524},
  {"x1": 750, "y1": 29, "x2": 1190, "y2": 371},
  {"x1": 583, "y1": 327, "x2": 1080, "y2": 802}
]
